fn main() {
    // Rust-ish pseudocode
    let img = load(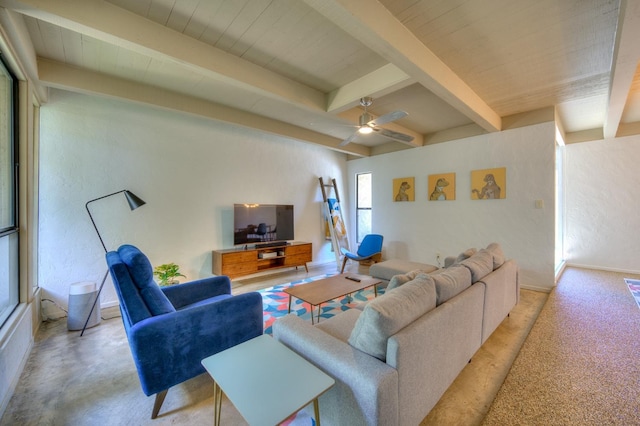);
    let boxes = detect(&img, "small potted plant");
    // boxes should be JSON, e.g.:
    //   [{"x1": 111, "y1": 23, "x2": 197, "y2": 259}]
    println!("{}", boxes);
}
[{"x1": 153, "y1": 263, "x2": 186, "y2": 286}]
